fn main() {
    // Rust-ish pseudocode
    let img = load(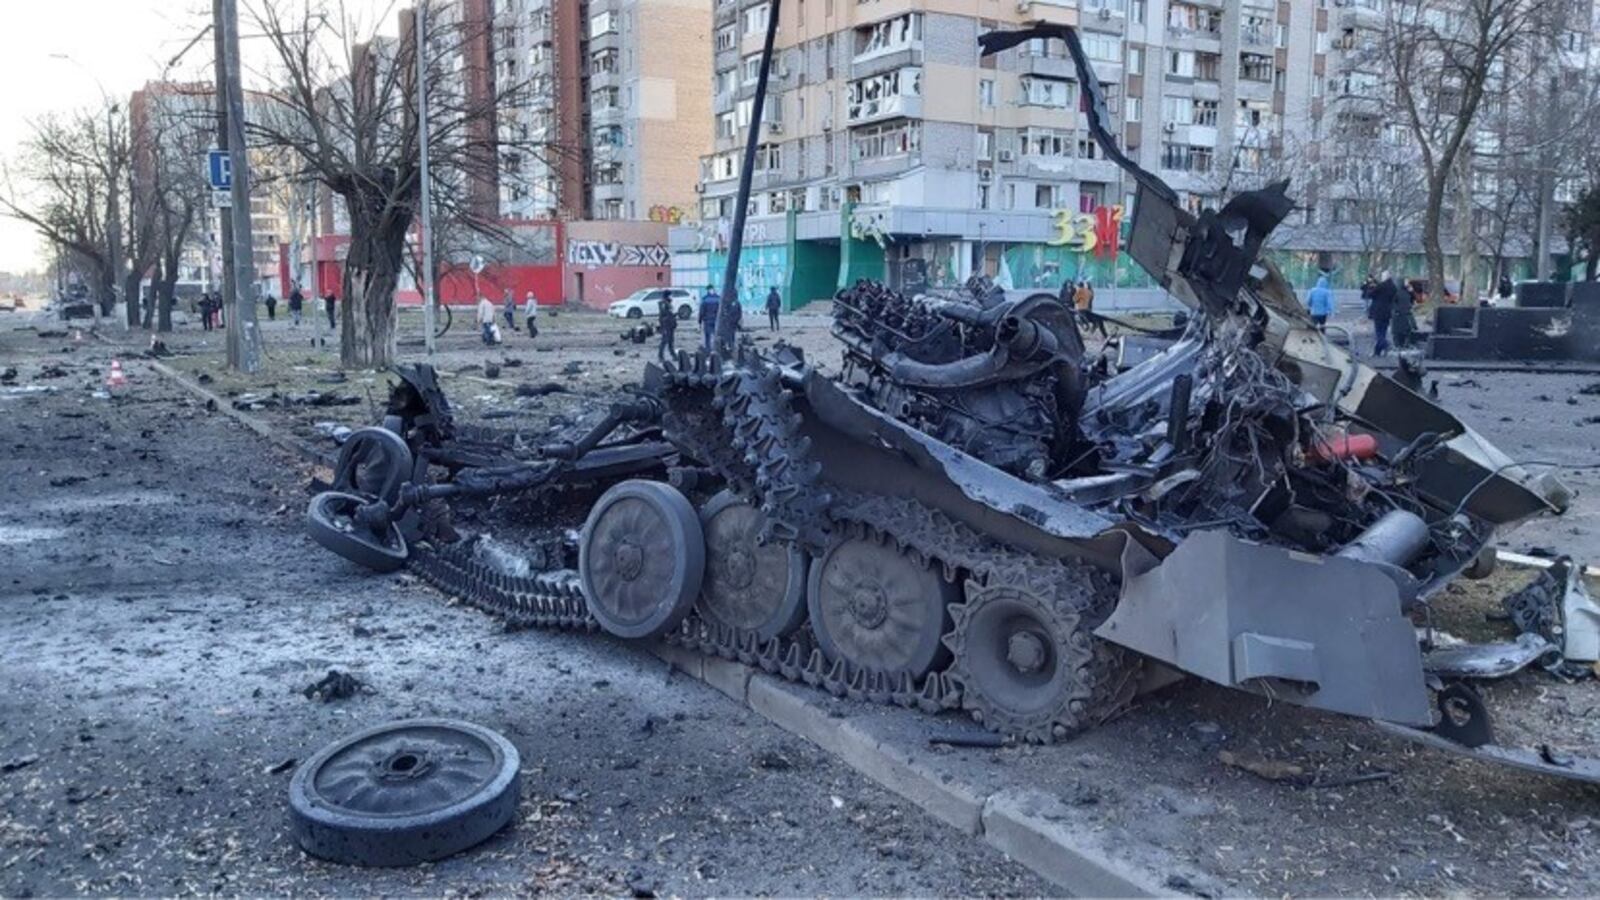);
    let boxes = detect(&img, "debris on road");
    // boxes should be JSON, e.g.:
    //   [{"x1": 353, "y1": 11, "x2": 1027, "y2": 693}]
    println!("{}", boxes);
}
[{"x1": 300, "y1": 669, "x2": 370, "y2": 702}]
